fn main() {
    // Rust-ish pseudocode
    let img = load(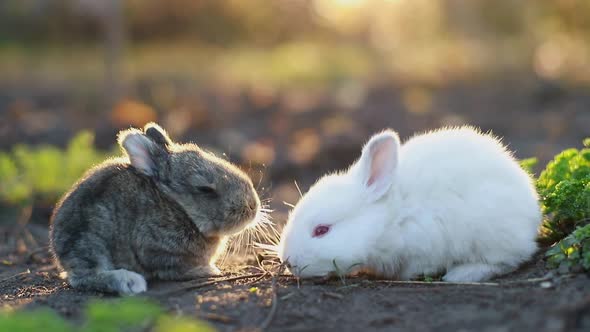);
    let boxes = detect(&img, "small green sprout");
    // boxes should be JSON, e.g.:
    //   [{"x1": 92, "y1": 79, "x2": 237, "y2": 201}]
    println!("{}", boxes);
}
[
  {"x1": 332, "y1": 259, "x2": 347, "y2": 285},
  {"x1": 331, "y1": 259, "x2": 363, "y2": 285}
]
